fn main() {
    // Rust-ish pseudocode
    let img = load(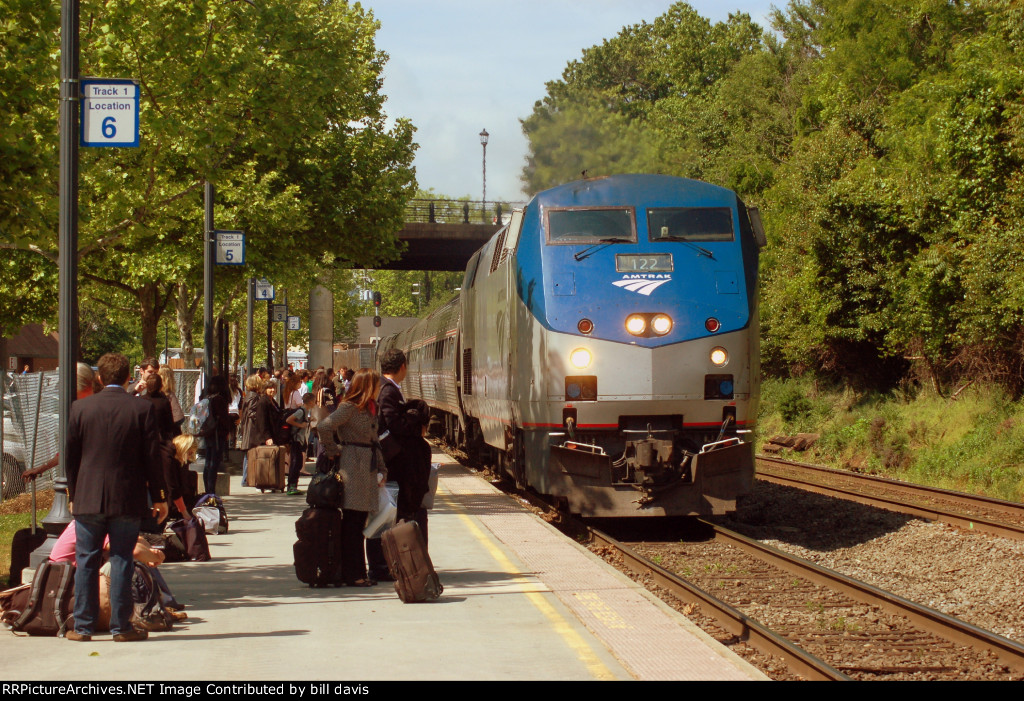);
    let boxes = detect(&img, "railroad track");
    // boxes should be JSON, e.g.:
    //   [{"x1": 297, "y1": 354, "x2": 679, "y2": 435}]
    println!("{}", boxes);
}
[
  {"x1": 592, "y1": 523, "x2": 1024, "y2": 680},
  {"x1": 433, "y1": 440, "x2": 1024, "y2": 679},
  {"x1": 756, "y1": 455, "x2": 1024, "y2": 540}
]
